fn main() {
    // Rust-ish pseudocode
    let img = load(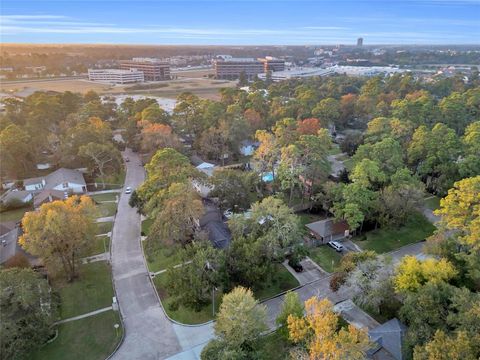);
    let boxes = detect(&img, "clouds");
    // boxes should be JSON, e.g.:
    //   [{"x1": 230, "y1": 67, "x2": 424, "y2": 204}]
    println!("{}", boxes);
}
[{"x1": 0, "y1": 0, "x2": 479, "y2": 45}]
